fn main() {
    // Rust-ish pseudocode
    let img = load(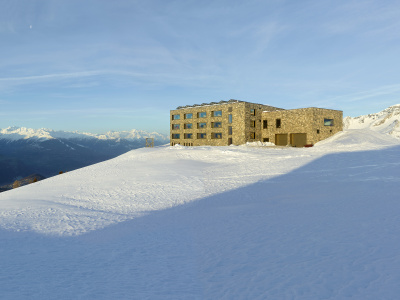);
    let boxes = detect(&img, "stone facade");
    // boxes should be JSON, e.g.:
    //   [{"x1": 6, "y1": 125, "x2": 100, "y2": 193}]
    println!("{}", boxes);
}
[
  {"x1": 170, "y1": 100, "x2": 283, "y2": 146},
  {"x1": 170, "y1": 100, "x2": 343, "y2": 147},
  {"x1": 261, "y1": 108, "x2": 343, "y2": 146}
]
